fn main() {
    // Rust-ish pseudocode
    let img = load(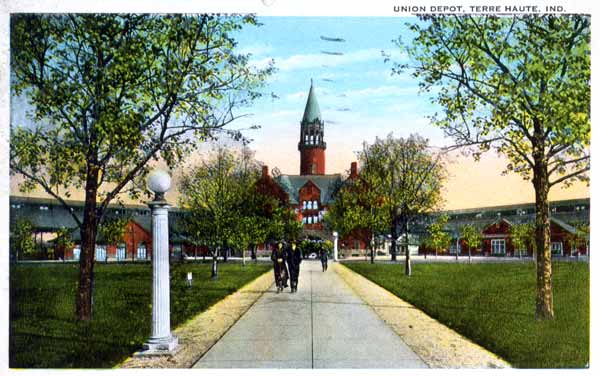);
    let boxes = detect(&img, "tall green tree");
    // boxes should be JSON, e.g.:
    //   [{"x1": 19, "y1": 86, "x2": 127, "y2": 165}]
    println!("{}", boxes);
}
[
  {"x1": 358, "y1": 134, "x2": 446, "y2": 275},
  {"x1": 510, "y1": 223, "x2": 535, "y2": 258},
  {"x1": 10, "y1": 218, "x2": 37, "y2": 261},
  {"x1": 397, "y1": 15, "x2": 590, "y2": 319},
  {"x1": 325, "y1": 174, "x2": 389, "y2": 264},
  {"x1": 424, "y1": 214, "x2": 451, "y2": 258},
  {"x1": 10, "y1": 14, "x2": 273, "y2": 320},
  {"x1": 460, "y1": 224, "x2": 482, "y2": 264},
  {"x1": 54, "y1": 227, "x2": 75, "y2": 260},
  {"x1": 179, "y1": 147, "x2": 260, "y2": 279}
]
